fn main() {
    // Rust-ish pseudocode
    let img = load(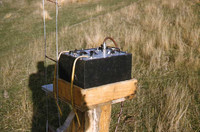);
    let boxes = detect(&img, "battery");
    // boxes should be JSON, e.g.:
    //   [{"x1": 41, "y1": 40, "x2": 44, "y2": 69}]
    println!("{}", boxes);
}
[{"x1": 58, "y1": 47, "x2": 132, "y2": 89}]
